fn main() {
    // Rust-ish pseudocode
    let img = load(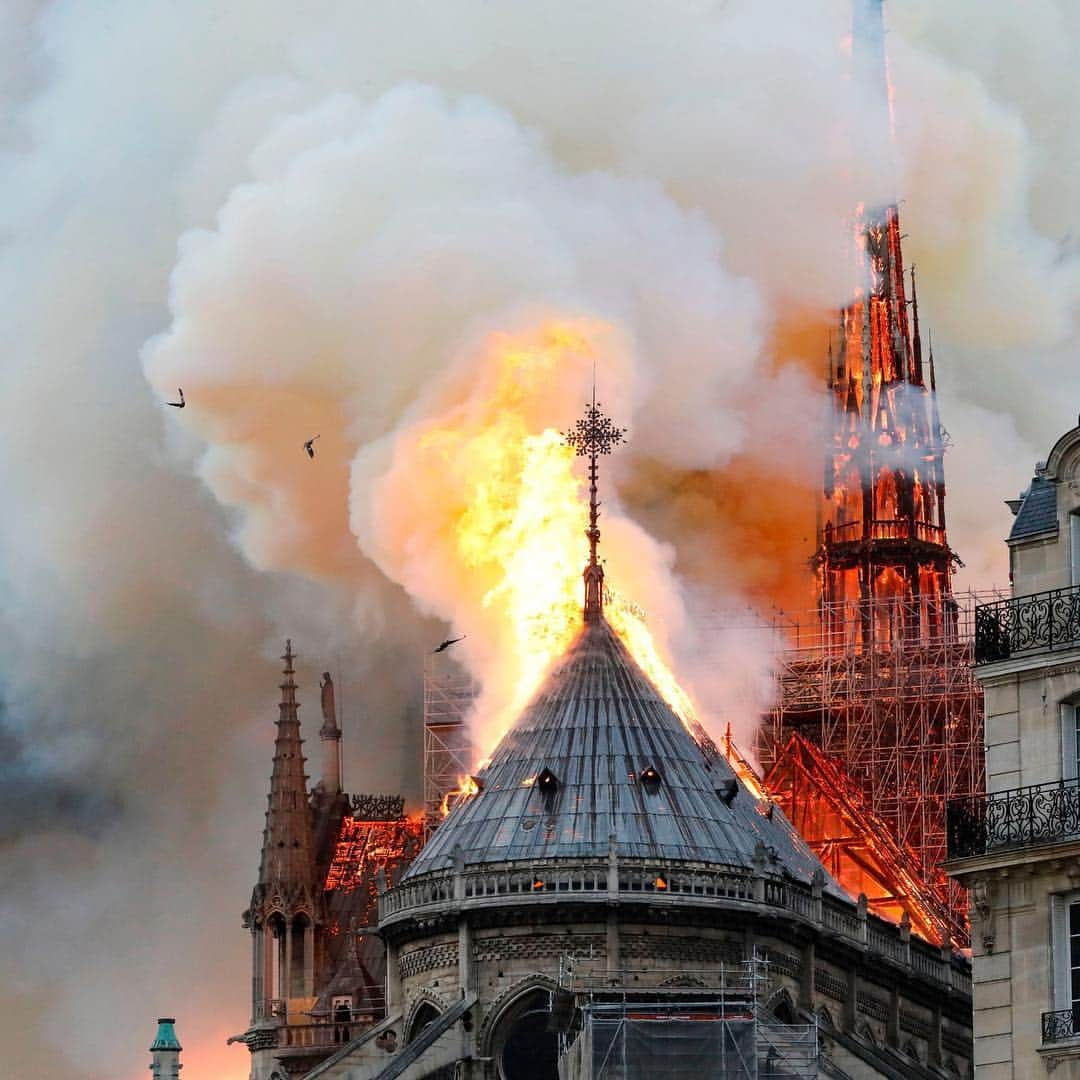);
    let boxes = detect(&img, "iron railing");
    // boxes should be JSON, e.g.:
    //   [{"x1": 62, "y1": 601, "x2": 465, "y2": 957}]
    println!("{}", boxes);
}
[
  {"x1": 947, "y1": 777, "x2": 1080, "y2": 859},
  {"x1": 1043, "y1": 1008, "x2": 1080, "y2": 1044},
  {"x1": 822, "y1": 519, "x2": 947, "y2": 546},
  {"x1": 974, "y1": 584, "x2": 1080, "y2": 664}
]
